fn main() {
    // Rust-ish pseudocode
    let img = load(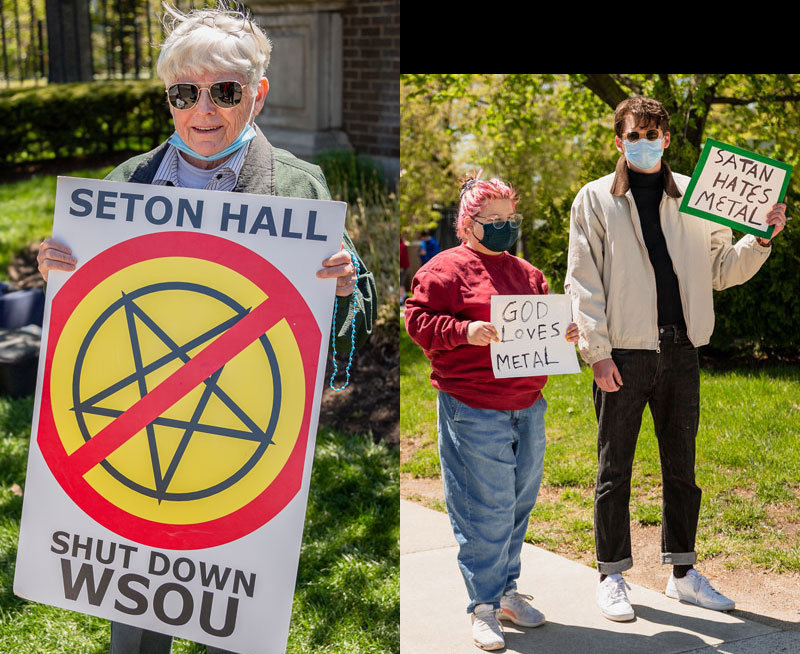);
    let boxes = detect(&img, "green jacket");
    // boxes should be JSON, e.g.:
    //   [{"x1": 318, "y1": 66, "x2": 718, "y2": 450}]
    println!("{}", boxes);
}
[{"x1": 104, "y1": 127, "x2": 376, "y2": 353}]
